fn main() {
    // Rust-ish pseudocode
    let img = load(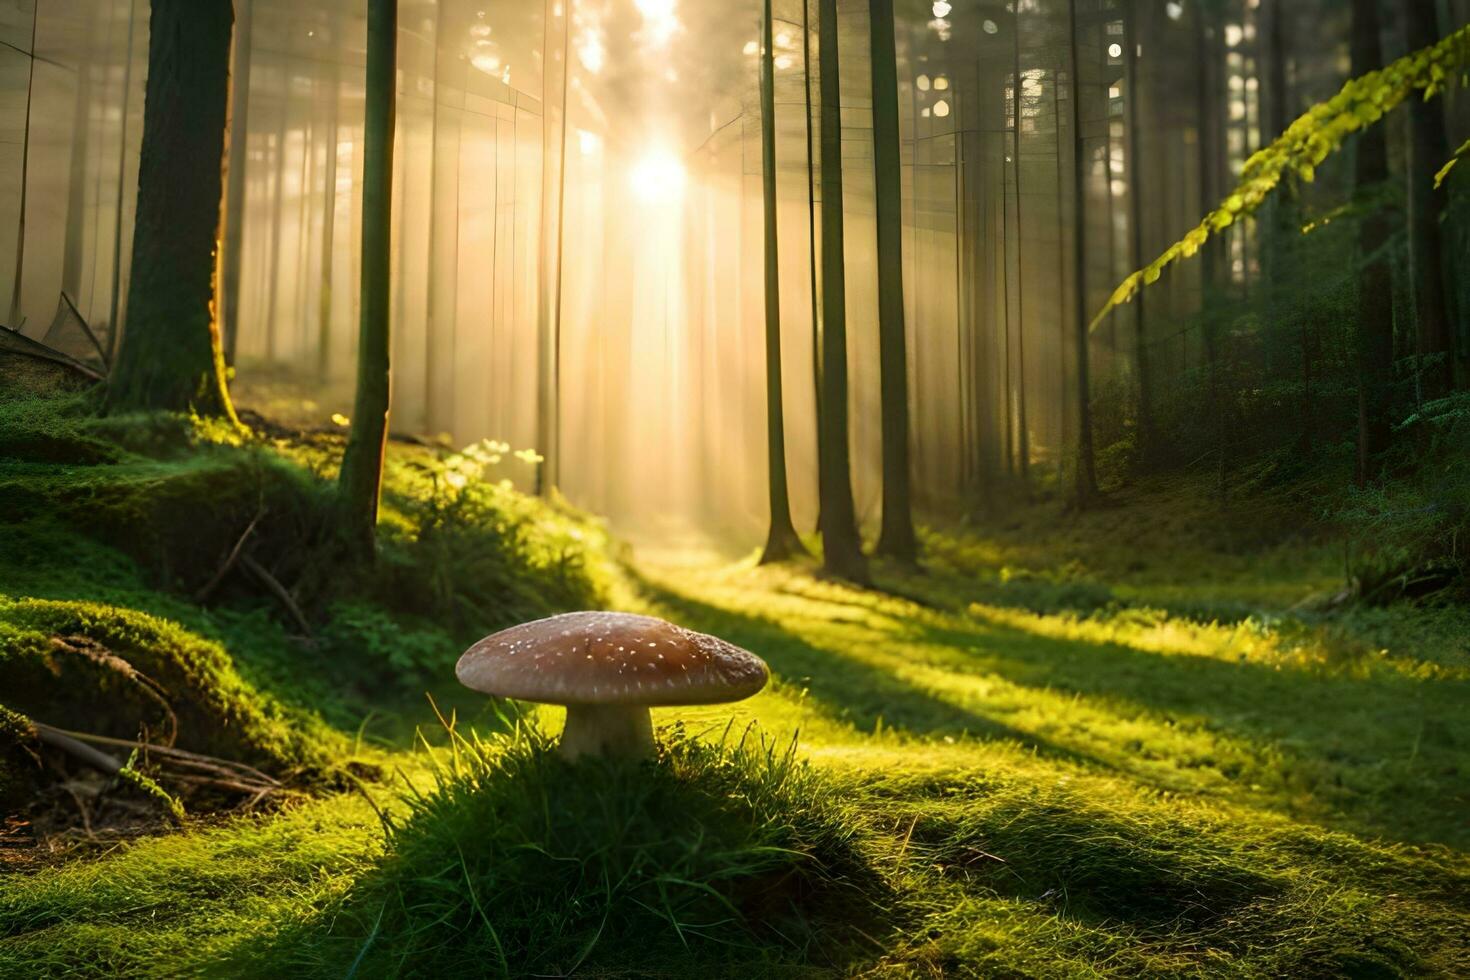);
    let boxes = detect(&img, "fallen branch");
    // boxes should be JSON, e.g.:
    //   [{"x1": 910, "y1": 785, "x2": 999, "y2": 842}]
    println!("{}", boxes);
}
[
  {"x1": 50, "y1": 635, "x2": 178, "y2": 746},
  {"x1": 241, "y1": 554, "x2": 313, "y2": 636},
  {"x1": 195, "y1": 508, "x2": 263, "y2": 602},
  {"x1": 35, "y1": 726, "x2": 121, "y2": 776},
  {"x1": 32, "y1": 723, "x2": 281, "y2": 788}
]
